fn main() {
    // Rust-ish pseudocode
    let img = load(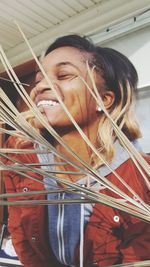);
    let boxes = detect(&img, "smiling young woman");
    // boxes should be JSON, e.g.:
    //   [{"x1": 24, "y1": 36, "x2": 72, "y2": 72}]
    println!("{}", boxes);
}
[{"x1": 3, "y1": 35, "x2": 150, "y2": 267}]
